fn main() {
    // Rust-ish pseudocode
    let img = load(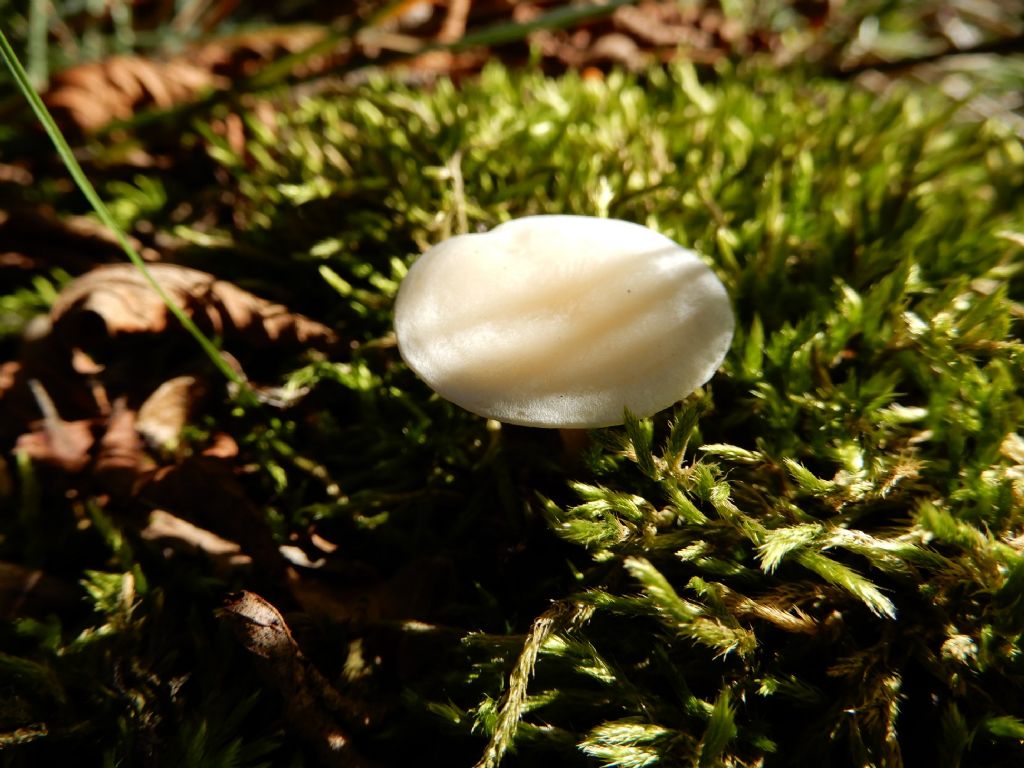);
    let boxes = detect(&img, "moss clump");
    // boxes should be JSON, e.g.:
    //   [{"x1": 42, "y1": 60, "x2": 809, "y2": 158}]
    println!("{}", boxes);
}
[{"x1": 3, "y1": 61, "x2": 1024, "y2": 766}]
